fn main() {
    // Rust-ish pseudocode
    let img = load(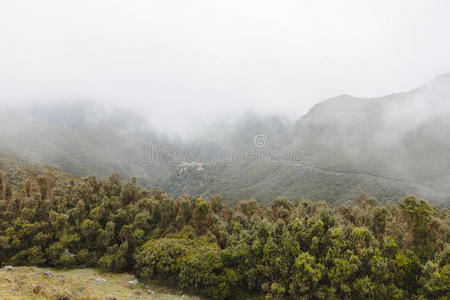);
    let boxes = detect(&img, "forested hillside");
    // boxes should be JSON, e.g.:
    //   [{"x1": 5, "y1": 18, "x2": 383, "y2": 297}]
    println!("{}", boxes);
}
[
  {"x1": 0, "y1": 153, "x2": 448, "y2": 299},
  {"x1": 0, "y1": 104, "x2": 175, "y2": 188}
]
